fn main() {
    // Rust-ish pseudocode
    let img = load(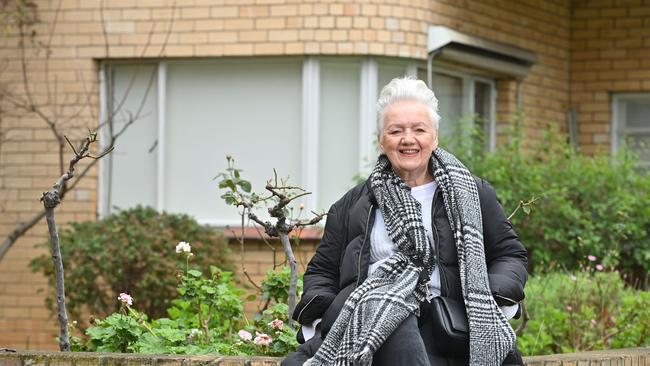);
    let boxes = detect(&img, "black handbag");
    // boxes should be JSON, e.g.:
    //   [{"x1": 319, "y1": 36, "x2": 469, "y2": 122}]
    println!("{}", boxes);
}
[{"x1": 430, "y1": 297, "x2": 469, "y2": 356}]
